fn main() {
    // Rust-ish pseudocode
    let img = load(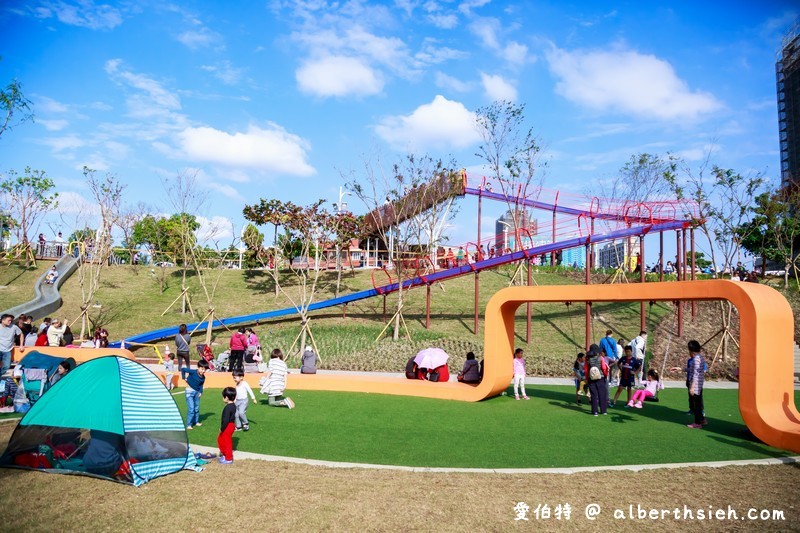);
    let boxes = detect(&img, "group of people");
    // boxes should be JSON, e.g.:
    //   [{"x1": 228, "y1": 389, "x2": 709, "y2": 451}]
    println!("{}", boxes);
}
[
  {"x1": 571, "y1": 331, "x2": 708, "y2": 428},
  {"x1": 179, "y1": 348, "x2": 296, "y2": 465}
]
